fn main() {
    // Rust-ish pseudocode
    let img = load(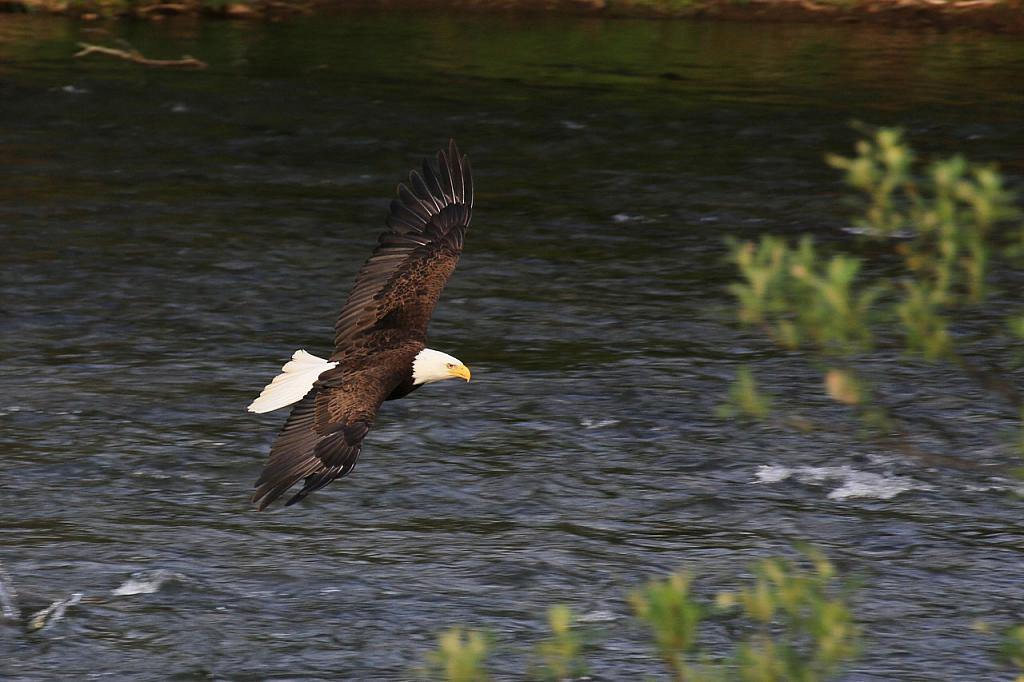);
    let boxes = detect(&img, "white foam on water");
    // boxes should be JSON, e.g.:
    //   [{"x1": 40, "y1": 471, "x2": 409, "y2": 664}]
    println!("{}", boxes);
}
[
  {"x1": 577, "y1": 609, "x2": 618, "y2": 623},
  {"x1": 755, "y1": 465, "x2": 794, "y2": 484},
  {"x1": 754, "y1": 464, "x2": 928, "y2": 500},
  {"x1": 580, "y1": 417, "x2": 620, "y2": 429},
  {"x1": 28, "y1": 593, "x2": 82, "y2": 632},
  {"x1": 112, "y1": 569, "x2": 185, "y2": 596},
  {"x1": 827, "y1": 470, "x2": 926, "y2": 500},
  {"x1": 841, "y1": 225, "x2": 915, "y2": 239},
  {"x1": 0, "y1": 562, "x2": 20, "y2": 621}
]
